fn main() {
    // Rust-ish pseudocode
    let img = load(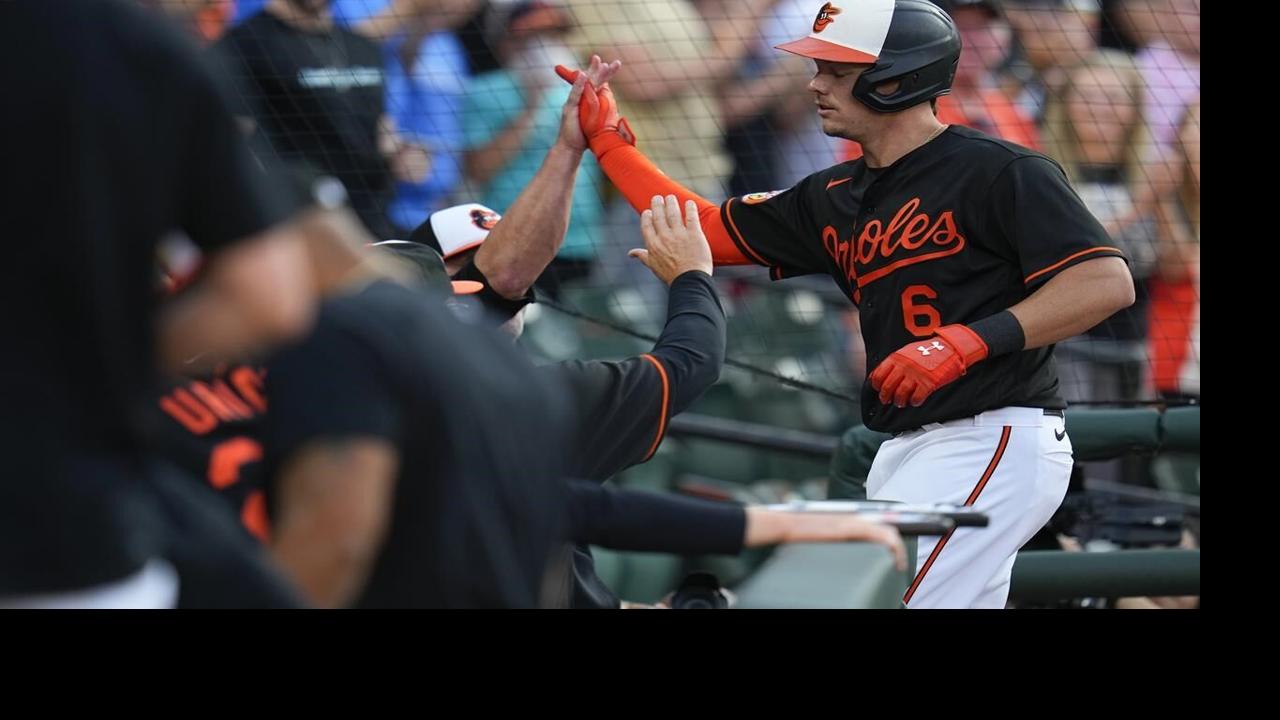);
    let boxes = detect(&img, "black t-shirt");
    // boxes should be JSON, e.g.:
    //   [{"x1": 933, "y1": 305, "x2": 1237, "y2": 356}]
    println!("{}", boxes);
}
[
  {"x1": 153, "y1": 363, "x2": 272, "y2": 543},
  {"x1": 721, "y1": 126, "x2": 1126, "y2": 433},
  {"x1": 0, "y1": 0, "x2": 294, "y2": 592},
  {"x1": 262, "y1": 280, "x2": 574, "y2": 608},
  {"x1": 216, "y1": 12, "x2": 394, "y2": 239}
]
